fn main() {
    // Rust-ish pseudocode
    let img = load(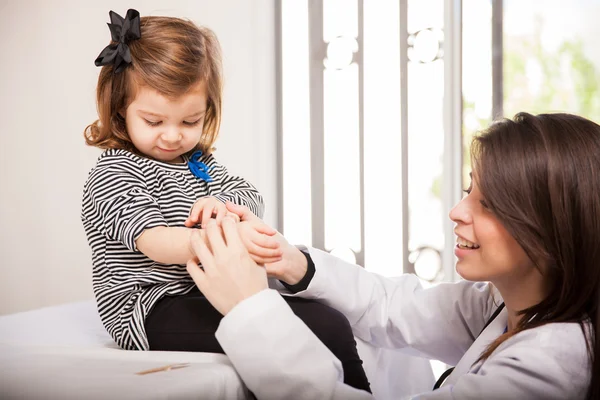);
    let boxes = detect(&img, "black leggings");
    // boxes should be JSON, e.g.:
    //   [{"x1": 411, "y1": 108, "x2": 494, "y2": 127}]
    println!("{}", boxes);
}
[{"x1": 145, "y1": 288, "x2": 371, "y2": 393}]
